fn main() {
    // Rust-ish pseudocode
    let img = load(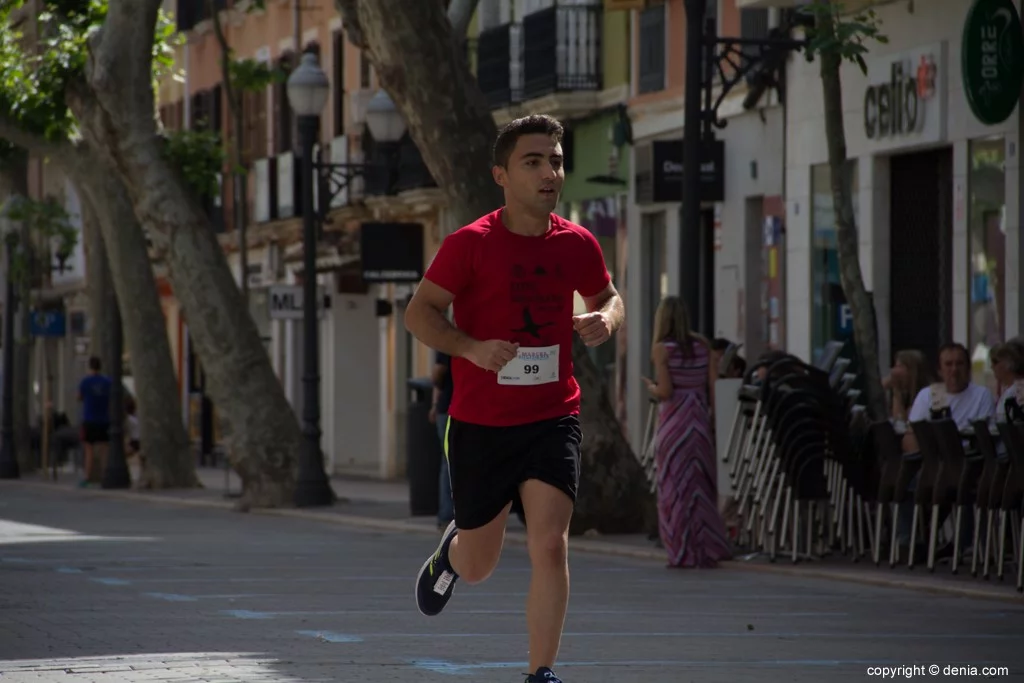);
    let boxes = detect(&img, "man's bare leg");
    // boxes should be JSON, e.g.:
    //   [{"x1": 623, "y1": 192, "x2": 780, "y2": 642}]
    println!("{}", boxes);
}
[
  {"x1": 81, "y1": 443, "x2": 94, "y2": 484},
  {"x1": 519, "y1": 479, "x2": 573, "y2": 673},
  {"x1": 415, "y1": 503, "x2": 512, "y2": 616},
  {"x1": 447, "y1": 502, "x2": 512, "y2": 583}
]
